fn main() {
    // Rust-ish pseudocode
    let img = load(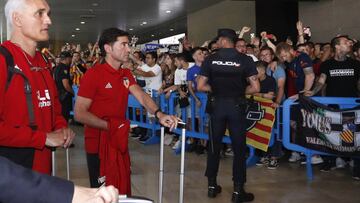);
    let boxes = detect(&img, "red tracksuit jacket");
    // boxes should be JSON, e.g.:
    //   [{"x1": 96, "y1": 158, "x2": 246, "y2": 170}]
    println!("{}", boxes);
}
[{"x1": 0, "y1": 41, "x2": 67, "y2": 174}]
